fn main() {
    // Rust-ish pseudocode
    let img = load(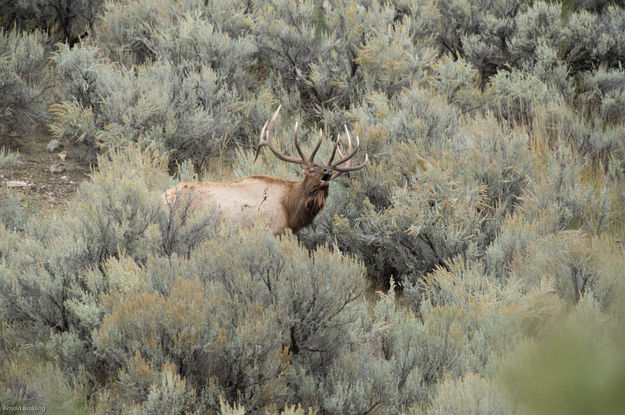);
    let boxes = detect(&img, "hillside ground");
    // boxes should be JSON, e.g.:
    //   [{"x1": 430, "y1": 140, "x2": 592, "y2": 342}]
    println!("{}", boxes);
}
[{"x1": 1, "y1": 130, "x2": 90, "y2": 211}]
